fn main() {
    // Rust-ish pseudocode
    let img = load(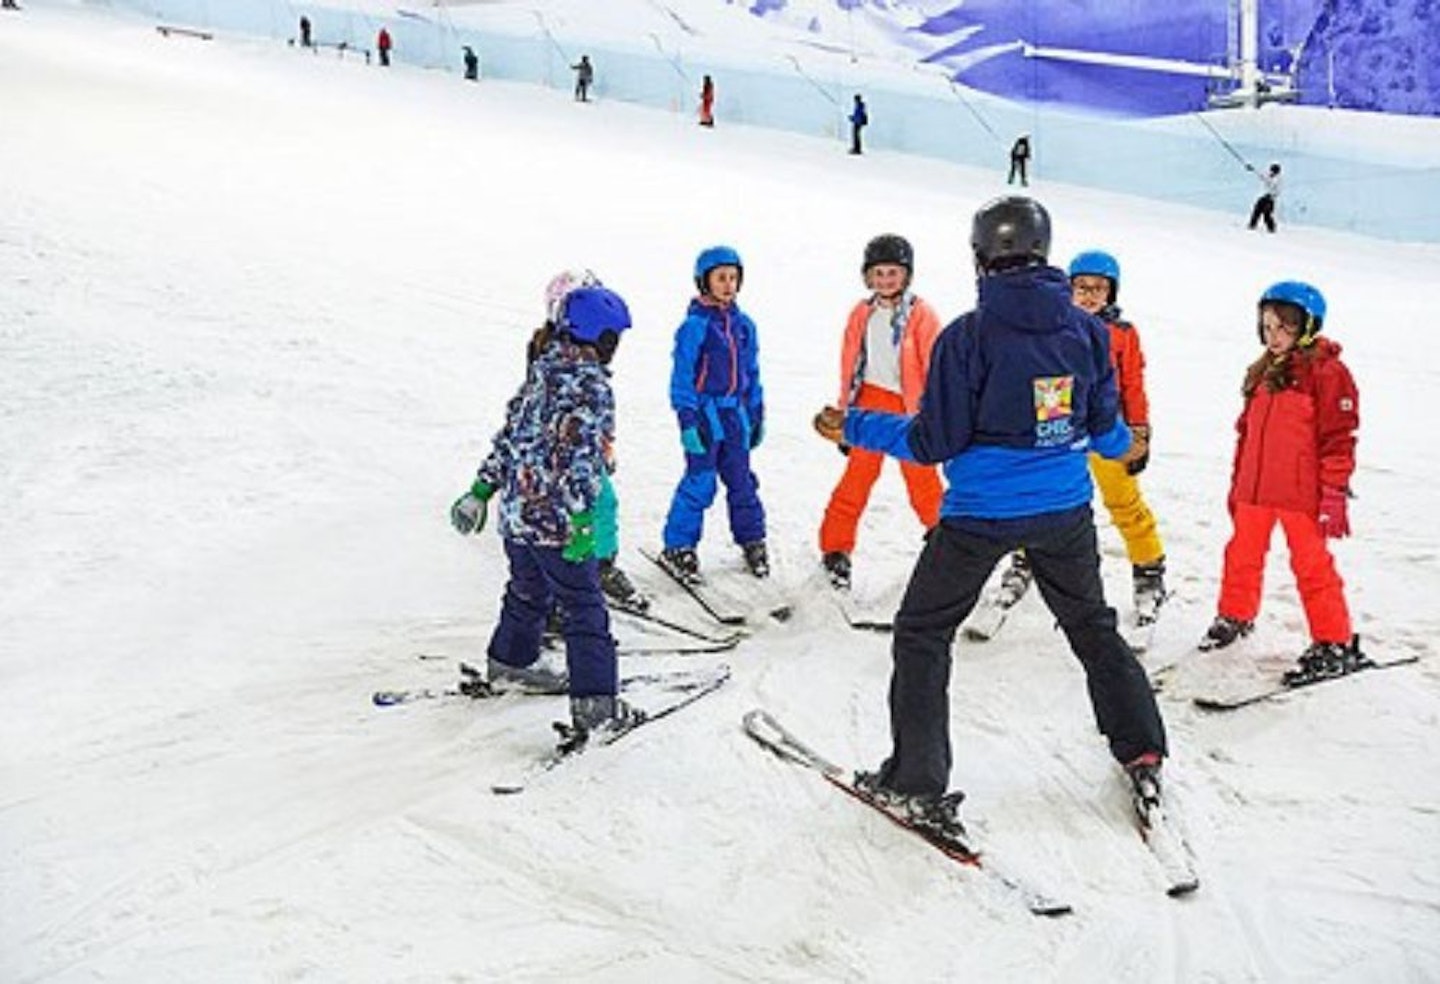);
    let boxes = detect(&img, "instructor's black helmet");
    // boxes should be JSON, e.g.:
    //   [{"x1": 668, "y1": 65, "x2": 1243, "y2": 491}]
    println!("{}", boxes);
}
[
  {"x1": 971, "y1": 196, "x2": 1051, "y2": 274},
  {"x1": 862, "y1": 234, "x2": 914, "y2": 274}
]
